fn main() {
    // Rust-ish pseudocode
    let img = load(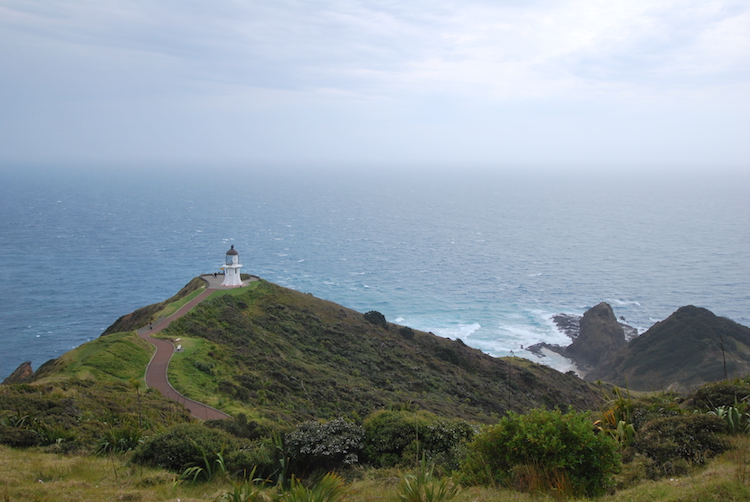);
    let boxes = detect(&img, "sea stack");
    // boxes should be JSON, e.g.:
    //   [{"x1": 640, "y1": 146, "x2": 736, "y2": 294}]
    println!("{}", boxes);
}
[
  {"x1": 221, "y1": 245, "x2": 243, "y2": 287},
  {"x1": 564, "y1": 302, "x2": 626, "y2": 369}
]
